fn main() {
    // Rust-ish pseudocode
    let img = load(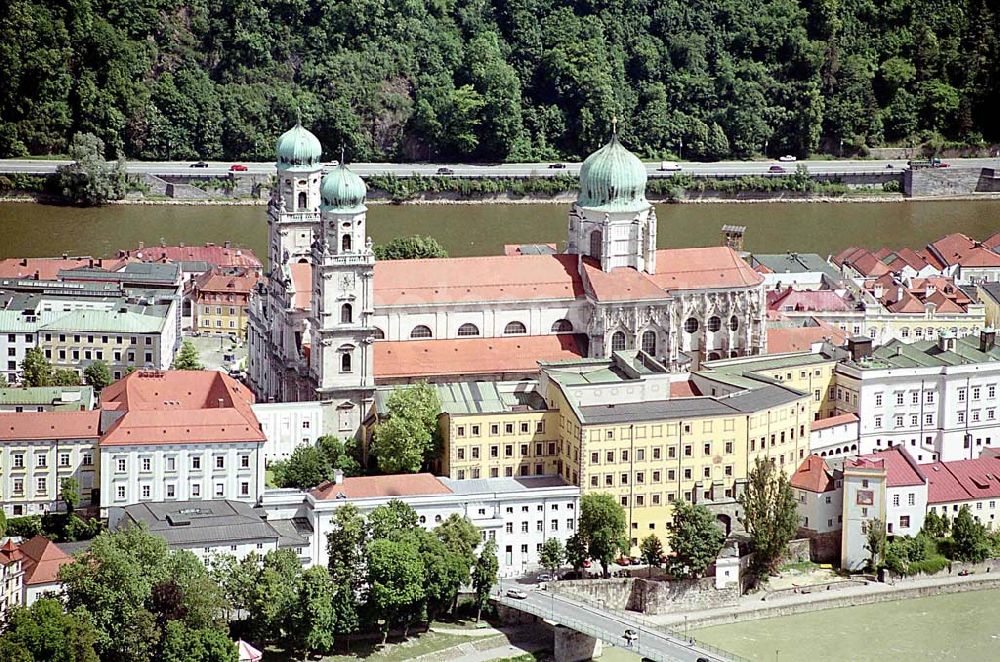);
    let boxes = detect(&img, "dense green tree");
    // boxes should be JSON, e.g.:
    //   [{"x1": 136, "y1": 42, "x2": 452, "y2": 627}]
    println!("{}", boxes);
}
[
  {"x1": 20, "y1": 348, "x2": 53, "y2": 387},
  {"x1": 368, "y1": 499, "x2": 419, "y2": 540},
  {"x1": 83, "y1": 360, "x2": 113, "y2": 391},
  {"x1": 373, "y1": 235, "x2": 448, "y2": 261},
  {"x1": 539, "y1": 537, "x2": 565, "y2": 574},
  {"x1": 271, "y1": 436, "x2": 361, "y2": 489},
  {"x1": 54, "y1": 133, "x2": 127, "y2": 206},
  {"x1": 639, "y1": 534, "x2": 663, "y2": 577},
  {"x1": 287, "y1": 567, "x2": 338, "y2": 655},
  {"x1": 371, "y1": 382, "x2": 441, "y2": 473},
  {"x1": 160, "y1": 622, "x2": 237, "y2": 662},
  {"x1": 472, "y1": 538, "x2": 498, "y2": 622},
  {"x1": 413, "y1": 529, "x2": 468, "y2": 620},
  {"x1": 564, "y1": 533, "x2": 589, "y2": 572},
  {"x1": 52, "y1": 369, "x2": 83, "y2": 387},
  {"x1": 366, "y1": 538, "x2": 426, "y2": 642},
  {"x1": 664, "y1": 501, "x2": 726, "y2": 578},
  {"x1": 434, "y1": 514, "x2": 481, "y2": 614},
  {"x1": 922, "y1": 510, "x2": 943, "y2": 538},
  {"x1": 865, "y1": 518, "x2": 887, "y2": 572},
  {"x1": 0, "y1": 599, "x2": 100, "y2": 662},
  {"x1": 738, "y1": 456, "x2": 799, "y2": 576},
  {"x1": 952, "y1": 505, "x2": 992, "y2": 563},
  {"x1": 579, "y1": 493, "x2": 628, "y2": 578},
  {"x1": 172, "y1": 340, "x2": 203, "y2": 370},
  {"x1": 60, "y1": 477, "x2": 81, "y2": 514}
]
